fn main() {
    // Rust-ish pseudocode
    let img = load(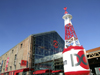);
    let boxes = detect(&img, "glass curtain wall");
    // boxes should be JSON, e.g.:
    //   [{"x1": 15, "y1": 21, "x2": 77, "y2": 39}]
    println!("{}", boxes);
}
[{"x1": 32, "y1": 31, "x2": 64, "y2": 72}]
